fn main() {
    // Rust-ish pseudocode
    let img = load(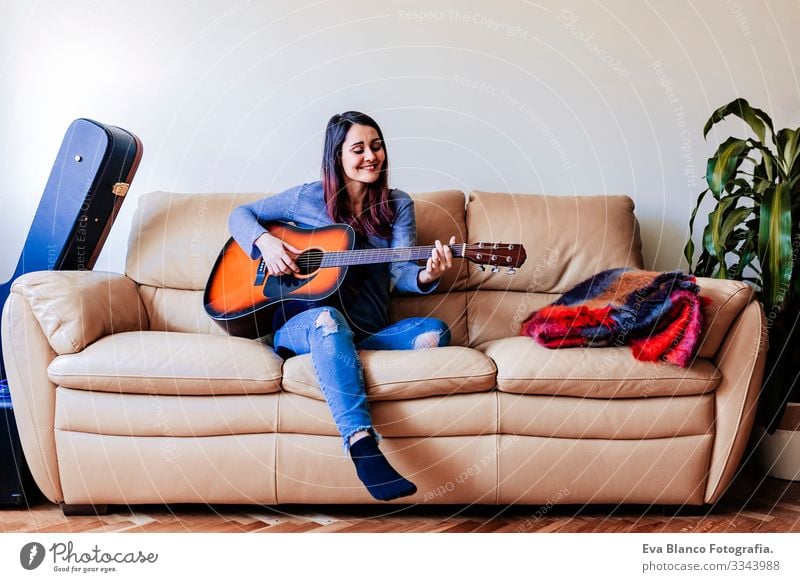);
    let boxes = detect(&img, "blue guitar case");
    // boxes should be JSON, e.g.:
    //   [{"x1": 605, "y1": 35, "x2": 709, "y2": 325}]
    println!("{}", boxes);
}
[{"x1": 0, "y1": 118, "x2": 142, "y2": 505}]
